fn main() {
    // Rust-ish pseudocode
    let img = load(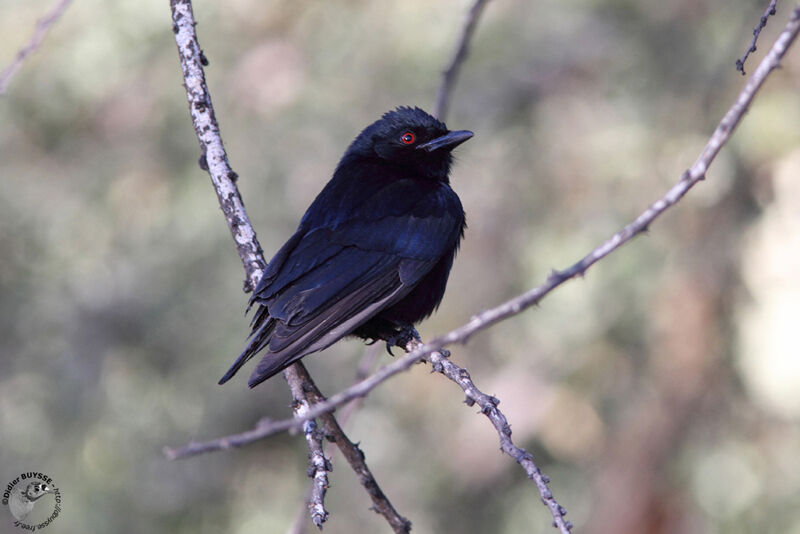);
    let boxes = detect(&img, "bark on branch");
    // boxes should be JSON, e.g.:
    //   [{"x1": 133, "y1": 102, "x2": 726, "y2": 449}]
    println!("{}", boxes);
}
[
  {"x1": 736, "y1": 0, "x2": 779, "y2": 74},
  {"x1": 168, "y1": 1, "x2": 408, "y2": 530},
  {"x1": 165, "y1": 8, "x2": 800, "y2": 531}
]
